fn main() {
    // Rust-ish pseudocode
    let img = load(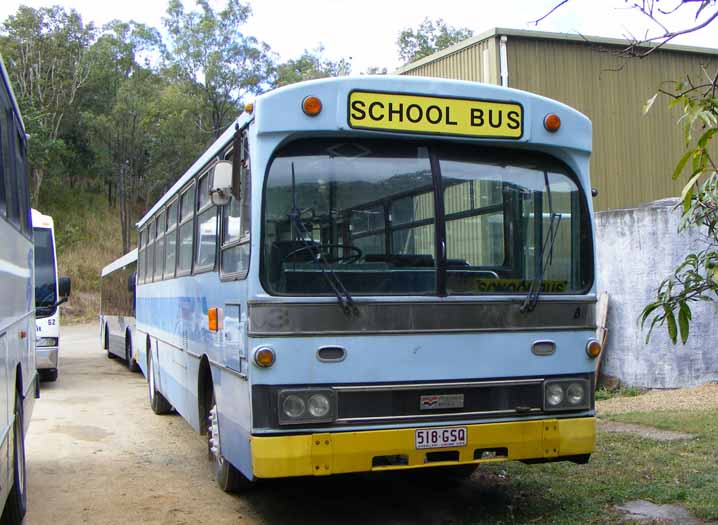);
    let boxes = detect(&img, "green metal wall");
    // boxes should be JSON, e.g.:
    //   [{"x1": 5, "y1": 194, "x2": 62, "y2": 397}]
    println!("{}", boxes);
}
[
  {"x1": 401, "y1": 37, "x2": 499, "y2": 84},
  {"x1": 507, "y1": 37, "x2": 718, "y2": 211}
]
